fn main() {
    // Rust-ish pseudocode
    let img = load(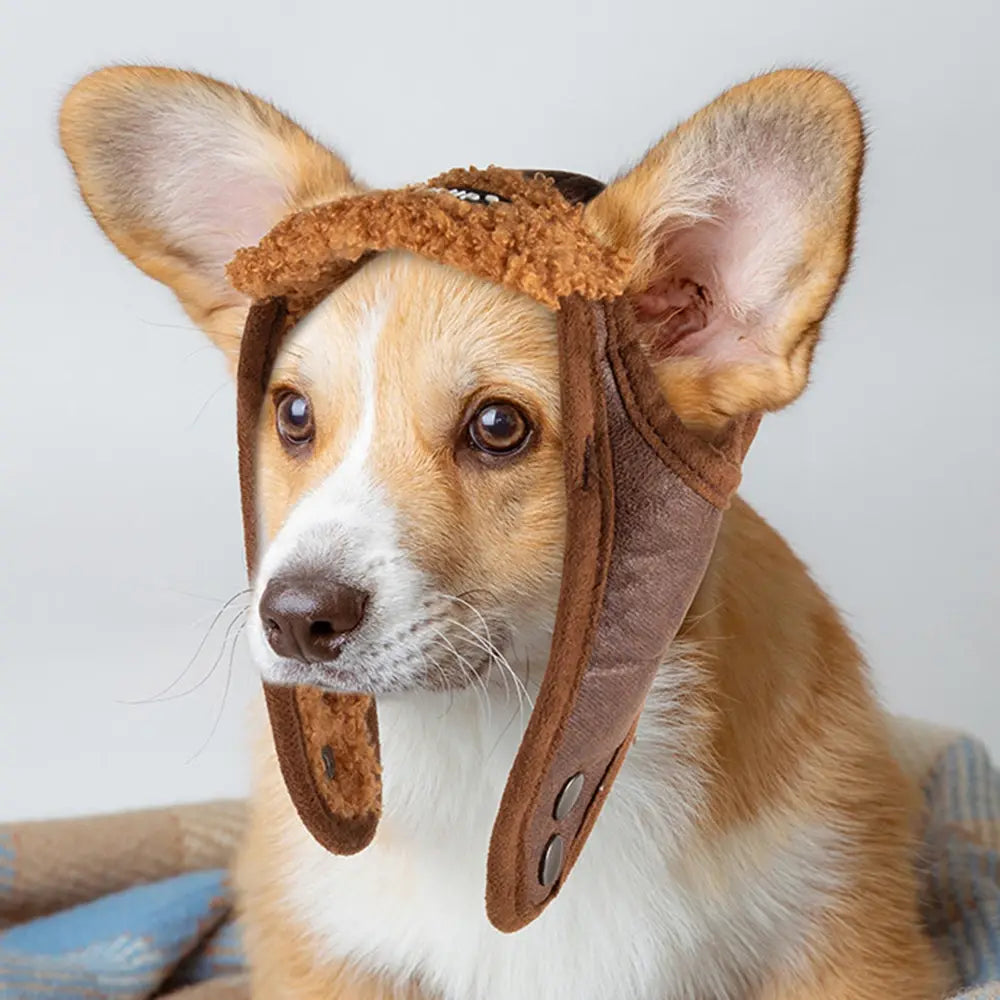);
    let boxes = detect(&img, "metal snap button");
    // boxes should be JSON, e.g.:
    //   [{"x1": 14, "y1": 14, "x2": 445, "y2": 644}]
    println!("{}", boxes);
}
[
  {"x1": 320, "y1": 745, "x2": 336, "y2": 780},
  {"x1": 539, "y1": 834, "x2": 565, "y2": 887},
  {"x1": 553, "y1": 772, "x2": 585, "y2": 820}
]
